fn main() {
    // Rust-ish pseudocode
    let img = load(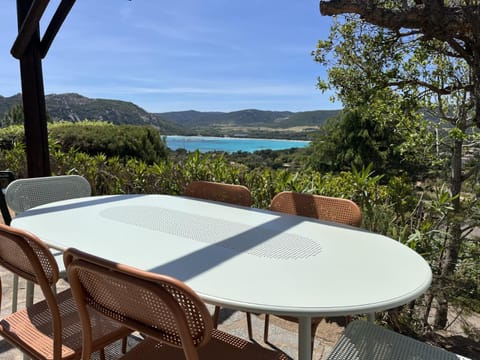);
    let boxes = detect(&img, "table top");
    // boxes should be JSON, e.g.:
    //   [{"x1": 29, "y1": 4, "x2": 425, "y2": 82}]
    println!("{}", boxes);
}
[{"x1": 11, "y1": 194, "x2": 432, "y2": 317}]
